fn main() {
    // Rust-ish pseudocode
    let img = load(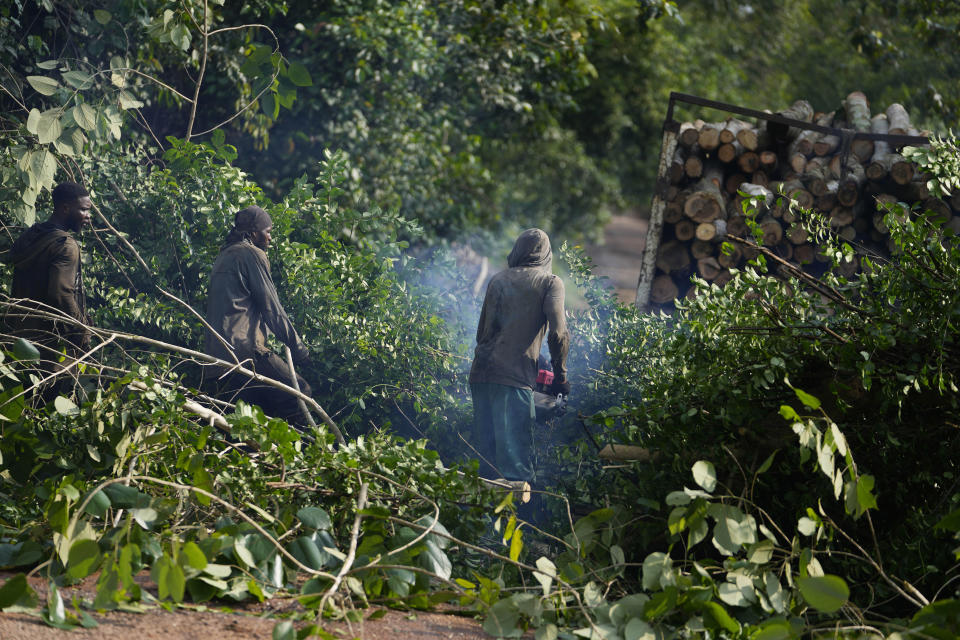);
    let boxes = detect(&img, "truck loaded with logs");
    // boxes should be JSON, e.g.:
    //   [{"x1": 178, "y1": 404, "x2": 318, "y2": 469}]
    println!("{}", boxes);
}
[{"x1": 635, "y1": 92, "x2": 941, "y2": 311}]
